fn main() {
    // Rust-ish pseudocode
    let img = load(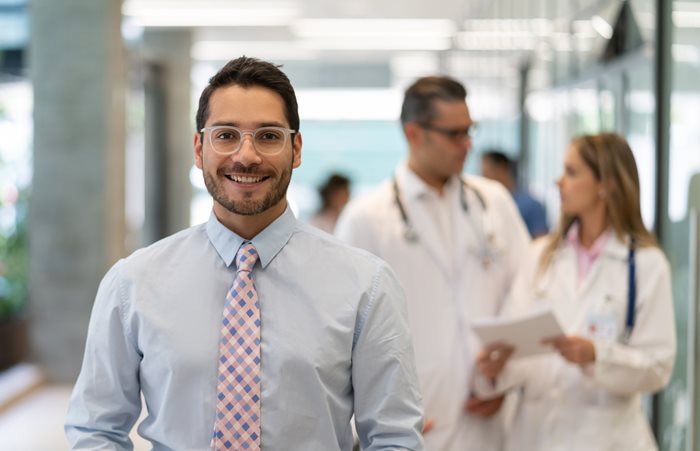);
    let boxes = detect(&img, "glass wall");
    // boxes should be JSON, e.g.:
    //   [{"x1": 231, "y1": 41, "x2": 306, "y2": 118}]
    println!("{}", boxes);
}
[
  {"x1": 525, "y1": 2, "x2": 657, "y2": 228},
  {"x1": 656, "y1": 1, "x2": 700, "y2": 449}
]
